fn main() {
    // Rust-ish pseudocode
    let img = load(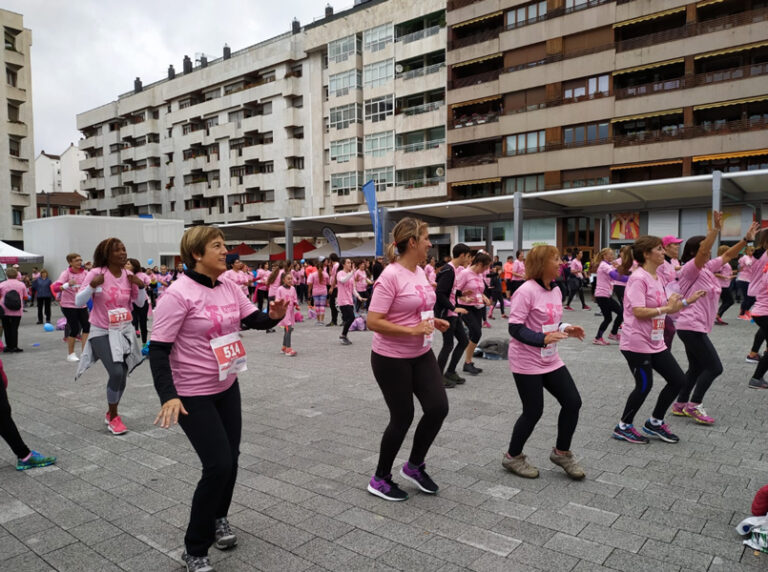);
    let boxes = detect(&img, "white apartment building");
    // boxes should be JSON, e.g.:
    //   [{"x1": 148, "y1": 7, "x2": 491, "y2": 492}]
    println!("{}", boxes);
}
[
  {"x1": 35, "y1": 144, "x2": 86, "y2": 196},
  {"x1": 1, "y1": 9, "x2": 34, "y2": 246},
  {"x1": 76, "y1": 0, "x2": 447, "y2": 225}
]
